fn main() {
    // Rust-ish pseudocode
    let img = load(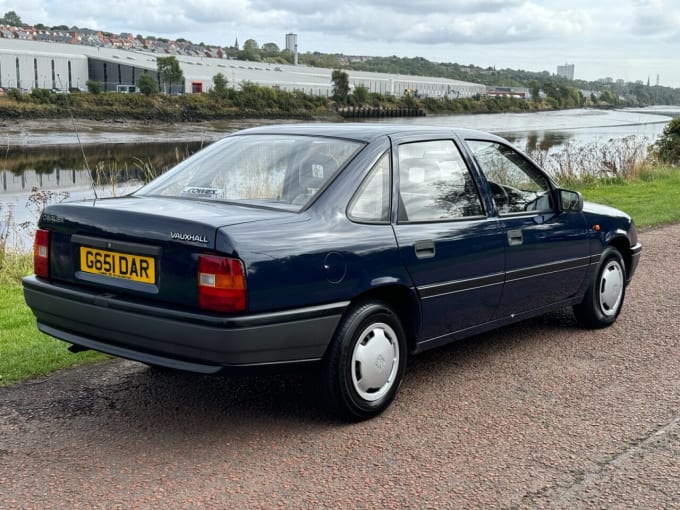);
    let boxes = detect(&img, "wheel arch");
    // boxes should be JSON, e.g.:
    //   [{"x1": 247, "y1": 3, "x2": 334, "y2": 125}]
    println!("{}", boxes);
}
[
  {"x1": 607, "y1": 235, "x2": 633, "y2": 277},
  {"x1": 344, "y1": 284, "x2": 421, "y2": 354}
]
